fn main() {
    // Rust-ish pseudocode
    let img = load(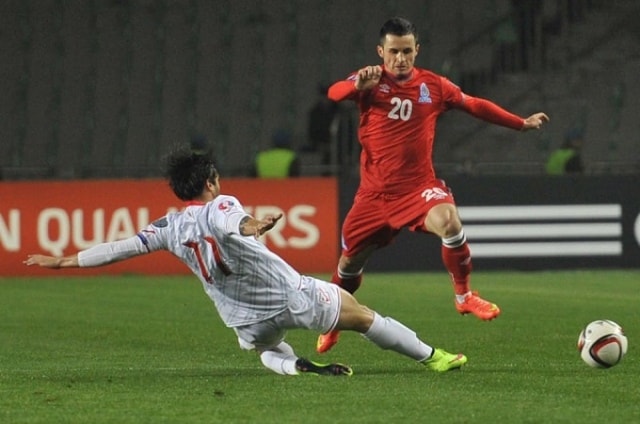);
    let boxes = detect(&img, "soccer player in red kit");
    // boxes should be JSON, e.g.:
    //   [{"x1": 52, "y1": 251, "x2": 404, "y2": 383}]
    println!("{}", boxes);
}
[{"x1": 316, "y1": 16, "x2": 549, "y2": 353}]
